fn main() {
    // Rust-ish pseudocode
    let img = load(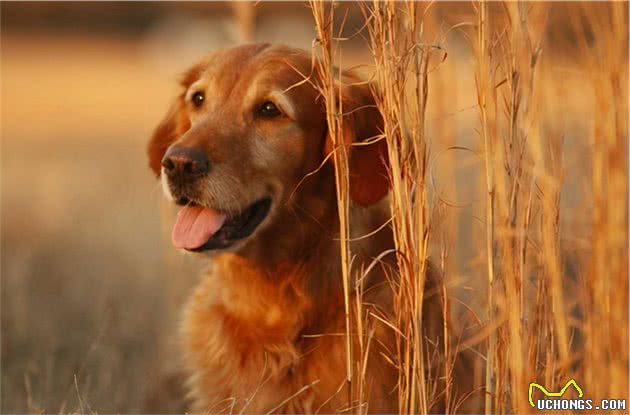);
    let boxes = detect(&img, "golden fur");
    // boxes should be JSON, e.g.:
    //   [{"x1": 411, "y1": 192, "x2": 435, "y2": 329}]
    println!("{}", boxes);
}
[{"x1": 147, "y1": 43, "x2": 476, "y2": 413}]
